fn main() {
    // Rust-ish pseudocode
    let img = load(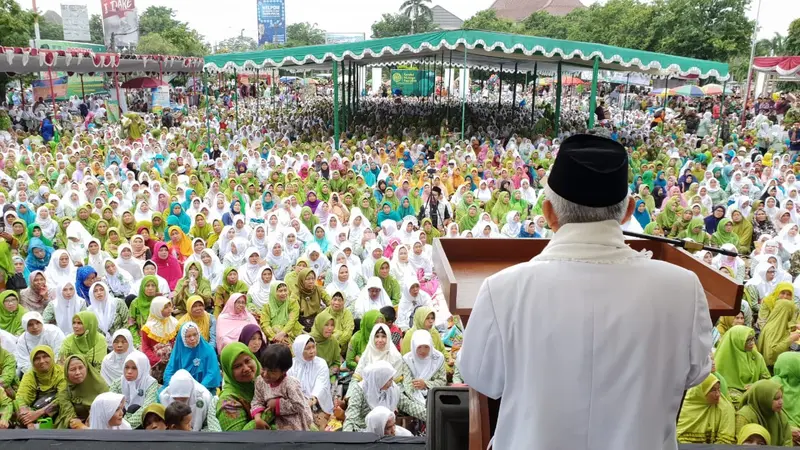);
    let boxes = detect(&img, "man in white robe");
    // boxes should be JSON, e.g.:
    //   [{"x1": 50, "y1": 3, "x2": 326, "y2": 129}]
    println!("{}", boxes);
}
[{"x1": 458, "y1": 134, "x2": 713, "y2": 450}]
